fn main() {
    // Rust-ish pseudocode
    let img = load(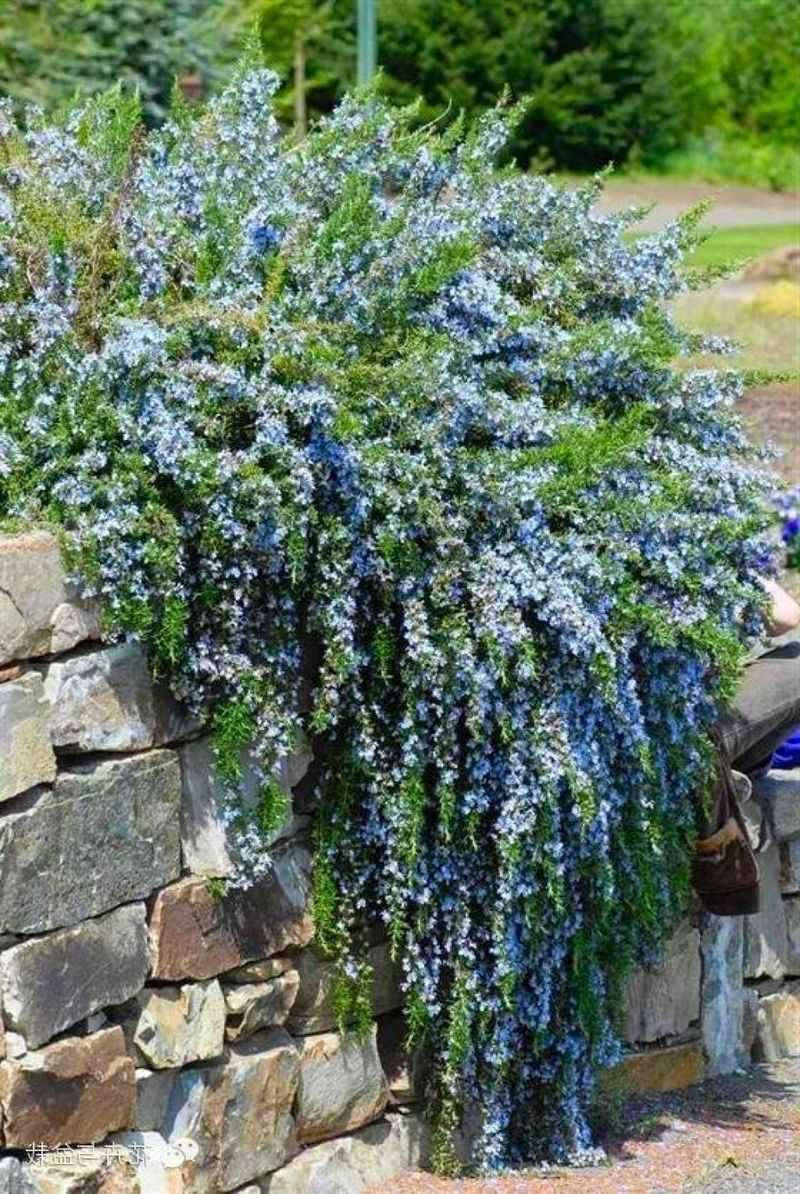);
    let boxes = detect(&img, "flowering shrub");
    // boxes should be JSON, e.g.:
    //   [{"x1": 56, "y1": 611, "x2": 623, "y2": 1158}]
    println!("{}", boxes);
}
[{"x1": 0, "y1": 50, "x2": 780, "y2": 1172}]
